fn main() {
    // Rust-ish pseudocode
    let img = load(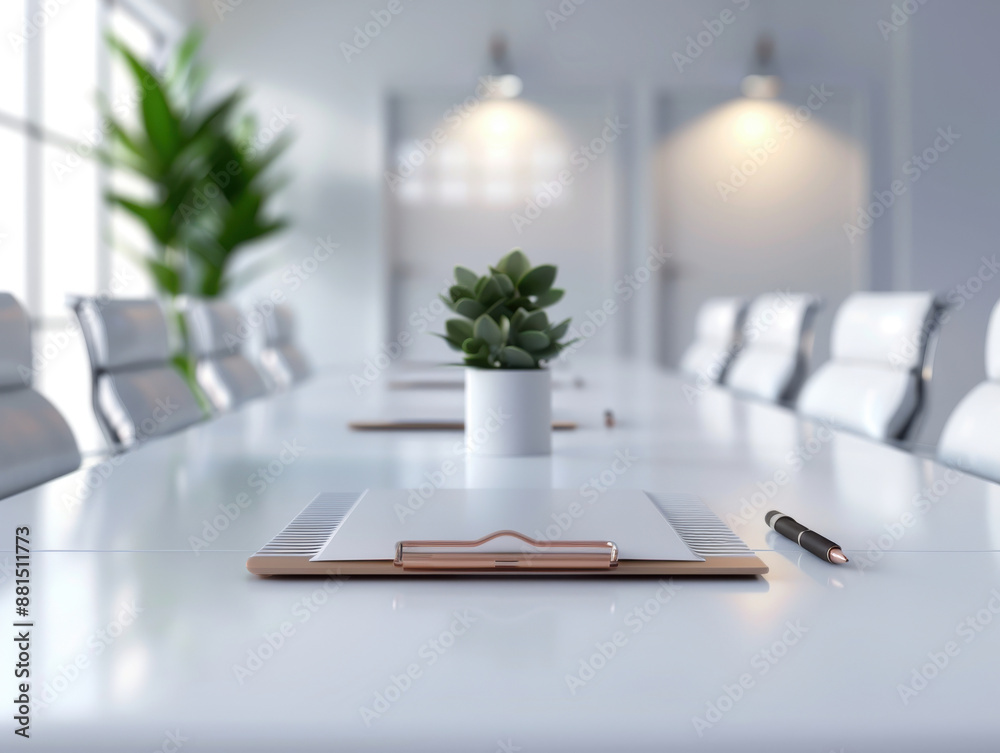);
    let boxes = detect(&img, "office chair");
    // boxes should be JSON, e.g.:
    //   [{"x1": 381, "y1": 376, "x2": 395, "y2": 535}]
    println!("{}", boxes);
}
[
  {"x1": 797, "y1": 292, "x2": 946, "y2": 444},
  {"x1": 259, "y1": 304, "x2": 311, "y2": 389},
  {"x1": 71, "y1": 296, "x2": 205, "y2": 451},
  {"x1": 938, "y1": 298, "x2": 1000, "y2": 482},
  {"x1": 725, "y1": 293, "x2": 821, "y2": 406},
  {"x1": 679, "y1": 297, "x2": 748, "y2": 383},
  {"x1": 184, "y1": 299, "x2": 269, "y2": 412},
  {"x1": 0, "y1": 293, "x2": 81, "y2": 498}
]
